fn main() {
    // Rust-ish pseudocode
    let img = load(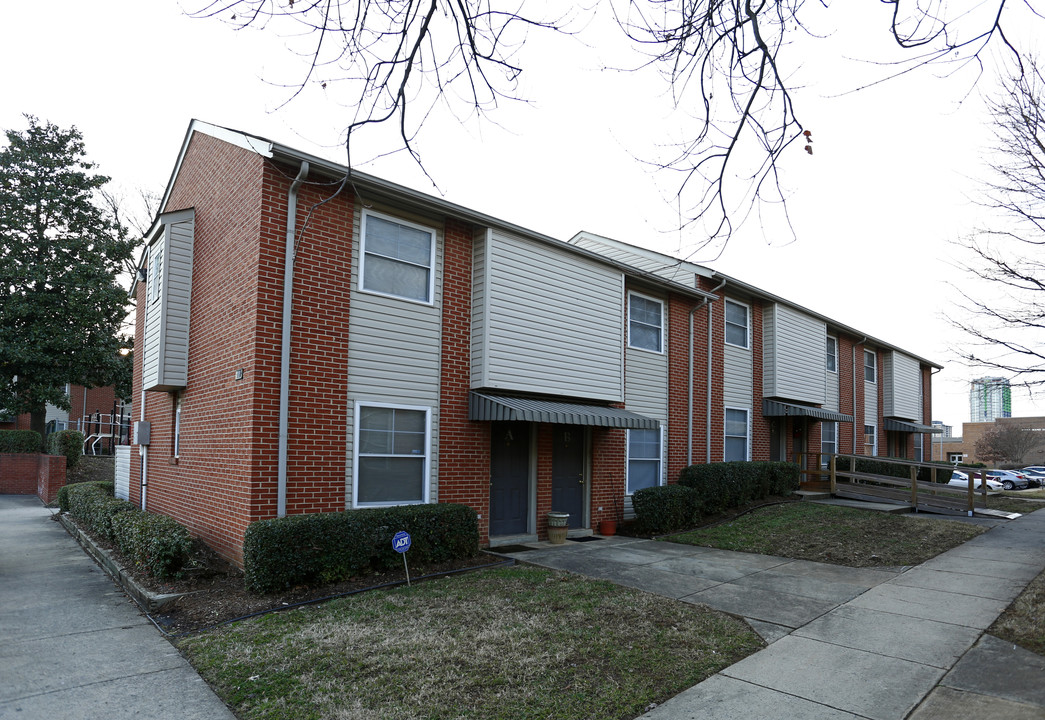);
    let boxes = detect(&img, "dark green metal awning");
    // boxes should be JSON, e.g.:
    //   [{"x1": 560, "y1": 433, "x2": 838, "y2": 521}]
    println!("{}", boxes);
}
[
  {"x1": 762, "y1": 399, "x2": 854, "y2": 423},
  {"x1": 469, "y1": 392, "x2": 659, "y2": 430},
  {"x1": 884, "y1": 418, "x2": 942, "y2": 433}
]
